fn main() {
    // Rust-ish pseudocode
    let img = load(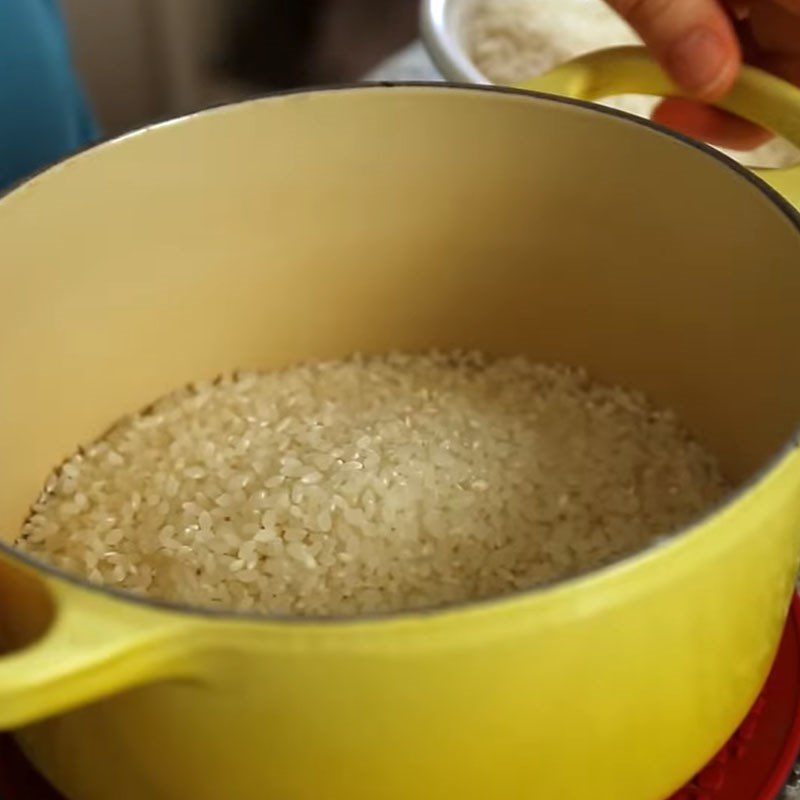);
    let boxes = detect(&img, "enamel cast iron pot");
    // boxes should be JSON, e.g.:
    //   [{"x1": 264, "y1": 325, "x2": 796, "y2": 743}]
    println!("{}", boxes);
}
[{"x1": 2, "y1": 48, "x2": 800, "y2": 800}]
